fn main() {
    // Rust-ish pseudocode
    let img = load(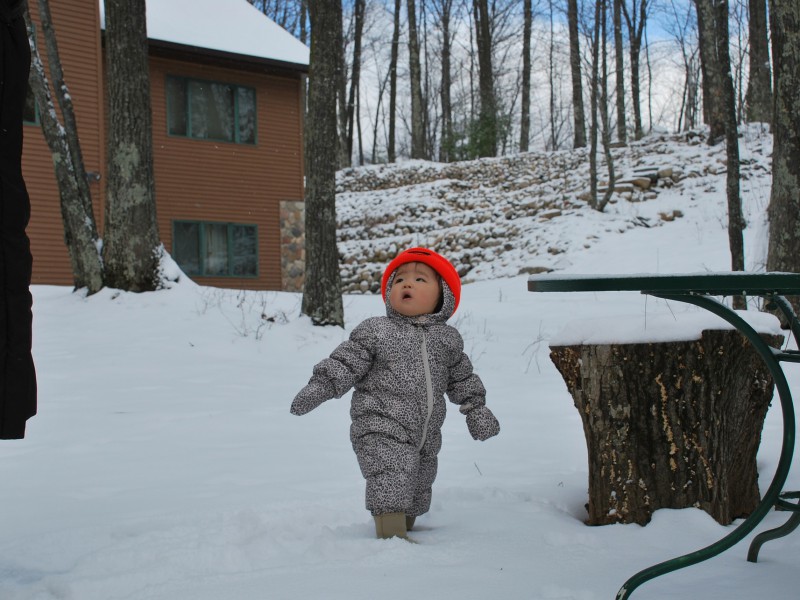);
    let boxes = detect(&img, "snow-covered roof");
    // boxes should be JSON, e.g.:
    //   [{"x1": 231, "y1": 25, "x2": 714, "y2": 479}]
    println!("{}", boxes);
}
[{"x1": 100, "y1": 0, "x2": 309, "y2": 69}]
